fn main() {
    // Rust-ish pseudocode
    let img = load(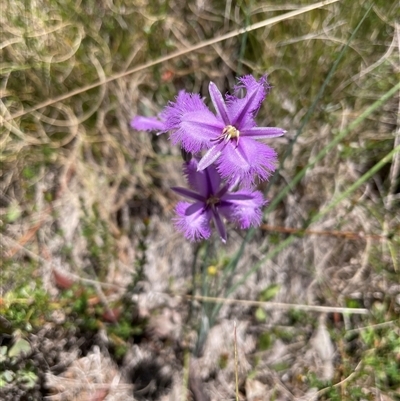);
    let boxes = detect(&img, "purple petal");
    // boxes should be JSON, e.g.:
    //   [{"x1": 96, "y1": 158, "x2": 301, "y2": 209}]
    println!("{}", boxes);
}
[
  {"x1": 183, "y1": 159, "x2": 201, "y2": 190},
  {"x1": 227, "y1": 75, "x2": 270, "y2": 129},
  {"x1": 197, "y1": 144, "x2": 224, "y2": 171},
  {"x1": 221, "y1": 190, "x2": 265, "y2": 229},
  {"x1": 171, "y1": 186, "x2": 205, "y2": 202},
  {"x1": 204, "y1": 162, "x2": 222, "y2": 195},
  {"x1": 216, "y1": 138, "x2": 278, "y2": 187},
  {"x1": 221, "y1": 192, "x2": 255, "y2": 201},
  {"x1": 183, "y1": 159, "x2": 216, "y2": 200},
  {"x1": 209, "y1": 82, "x2": 230, "y2": 125},
  {"x1": 215, "y1": 182, "x2": 231, "y2": 199},
  {"x1": 130, "y1": 116, "x2": 166, "y2": 132},
  {"x1": 211, "y1": 208, "x2": 227, "y2": 243},
  {"x1": 164, "y1": 91, "x2": 205, "y2": 129},
  {"x1": 174, "y1": 201, "x2": 212, "y2": 241},
  {"x1": 182, "y1": 159, "x2": 220, "y2": 197},
  {"x1": 241, "y1": 126, "x2": 286, "y2": 139},
  {"x1": 185, "y1": 201, "x2": 205, "y2": 216},
  {"x1": 179, "y1": 112, "x2": 223, "y2": 152},
  {"x1": 164, "y1": 91, "x2": 222, "y2": 153}
]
